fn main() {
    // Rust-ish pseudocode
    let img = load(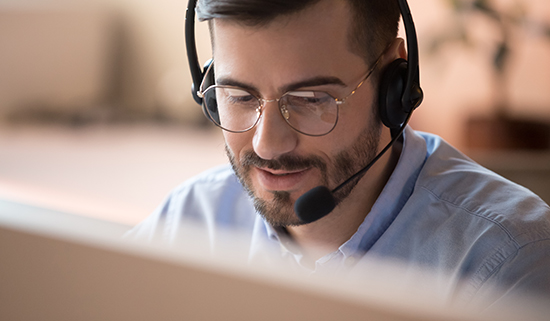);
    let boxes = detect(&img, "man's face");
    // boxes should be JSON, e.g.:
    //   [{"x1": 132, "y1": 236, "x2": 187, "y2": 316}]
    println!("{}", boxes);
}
[{"x1": 212, "y1": 0, "x2": 383, "y2": 226}]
